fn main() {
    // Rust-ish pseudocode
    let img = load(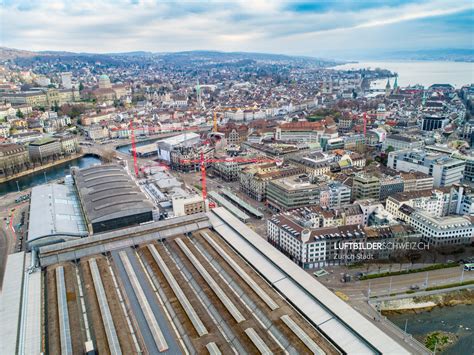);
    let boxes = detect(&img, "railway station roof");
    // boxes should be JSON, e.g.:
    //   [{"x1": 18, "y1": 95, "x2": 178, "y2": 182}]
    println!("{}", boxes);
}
[
  {"x1": 73, "y1": 164, "x2": 154, "y2": 225},
  {"x1": 27, "y1": 183, "x2": 88, "y2": 249}
]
